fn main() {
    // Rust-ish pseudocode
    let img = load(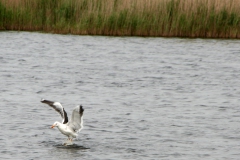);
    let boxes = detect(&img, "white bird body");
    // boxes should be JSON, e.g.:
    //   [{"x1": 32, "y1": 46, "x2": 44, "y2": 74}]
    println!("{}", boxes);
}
[
  {"x1": 54, "y1": 122, "x2": 78, "y2": 138},
  {"x1": 41, "y1": 99, "x2": 84, "y2": 145}
]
